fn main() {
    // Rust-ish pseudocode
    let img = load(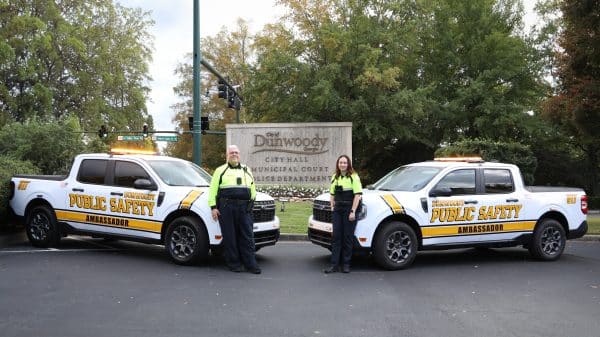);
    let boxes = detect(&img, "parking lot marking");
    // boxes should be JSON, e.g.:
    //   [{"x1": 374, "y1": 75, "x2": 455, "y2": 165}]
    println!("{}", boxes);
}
[{"x1": 0, "y1": 248, "x2": 122, "y2": 254}]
